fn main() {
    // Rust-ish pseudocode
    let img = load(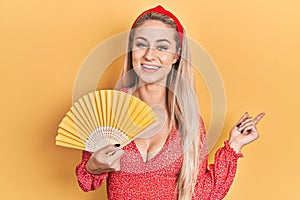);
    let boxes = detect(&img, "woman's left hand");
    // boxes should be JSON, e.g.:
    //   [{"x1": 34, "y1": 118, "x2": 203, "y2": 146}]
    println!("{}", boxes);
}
[{"x1": 229, "y1": 112, "x2": 265, "y2": 153}]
